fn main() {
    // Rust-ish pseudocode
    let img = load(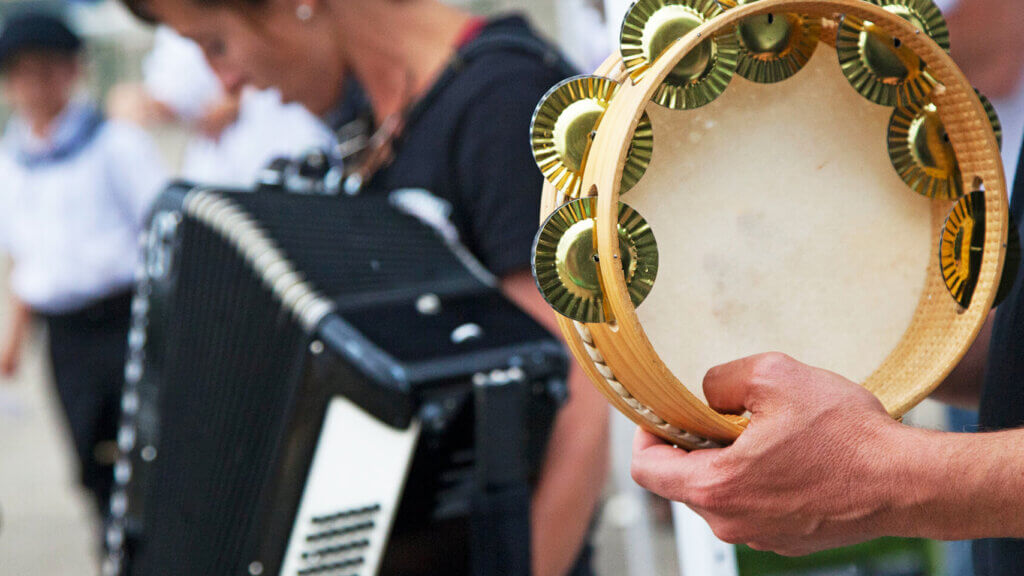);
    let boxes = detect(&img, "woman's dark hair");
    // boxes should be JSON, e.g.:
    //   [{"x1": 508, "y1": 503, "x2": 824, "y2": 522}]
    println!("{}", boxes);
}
[{"x1": 120, "y1": 0, "x2": 265, "y2": 24}]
